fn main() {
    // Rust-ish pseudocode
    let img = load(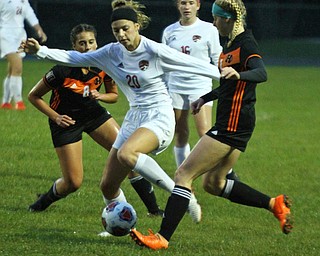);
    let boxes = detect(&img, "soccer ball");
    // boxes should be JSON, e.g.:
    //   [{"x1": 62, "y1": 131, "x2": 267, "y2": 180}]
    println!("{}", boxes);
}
[{"x1": 101, "y1": 201, "x2": 137, "y2": 236}]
